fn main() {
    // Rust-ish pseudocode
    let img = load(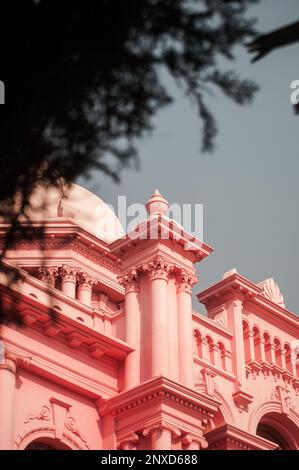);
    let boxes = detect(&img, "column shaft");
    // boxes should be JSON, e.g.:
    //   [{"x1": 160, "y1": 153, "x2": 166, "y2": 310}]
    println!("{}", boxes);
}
[
  {"x1": 168, "y1": 277, "x2": 179, "y2": 381},
  {"x1": 0, "y1": 360, "x2": 16, "y2": 449},
  {"x1": 124, "y1": 288, "x2": 141, "y2": 389},
  {"x1": 151, "y1": 276, "x2": 169, "y2": 376},
  {"x1": 177, "y1": 284, "x2": 195, "y2": 388},
  {"x1": 151, "y1": 428, "x2": 172, "y2": 450}
]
